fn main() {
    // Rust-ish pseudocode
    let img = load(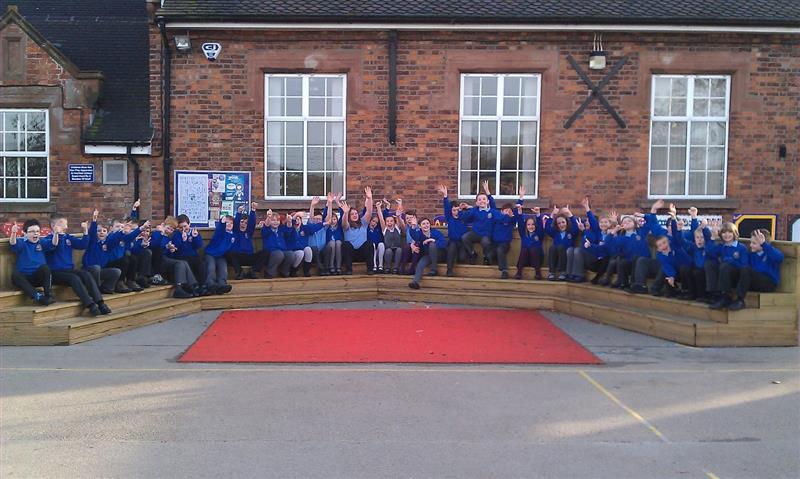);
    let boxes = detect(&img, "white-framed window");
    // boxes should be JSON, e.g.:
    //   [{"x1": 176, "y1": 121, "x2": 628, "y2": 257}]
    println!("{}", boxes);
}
[
  {"x1": 648, "y1": 75, "x2": 730, "y2": 198},
  {"x1": 458, "y1": 73, "x2": 541, "y2": 198},
  {"x1": 264, "y1": 74, "x2": 346, "y2": 198},
  {"x1": 102, "y1": 159, "x2": 128, "y2": 185},
  {"x1": 1, "y1": 109, "x2": 49, "y2": 201}
]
